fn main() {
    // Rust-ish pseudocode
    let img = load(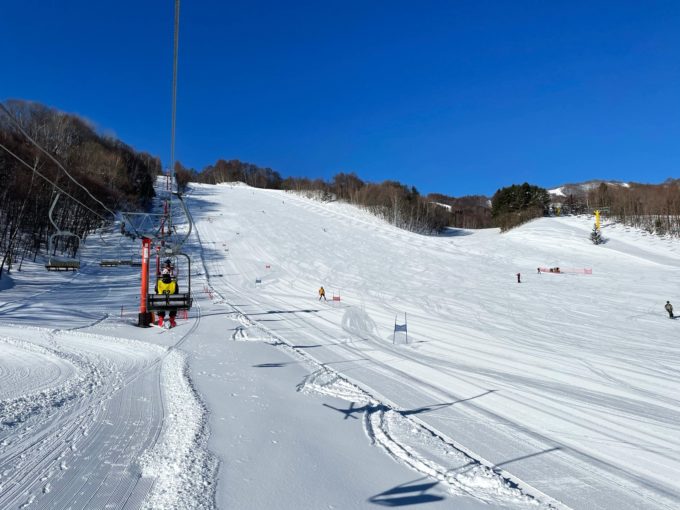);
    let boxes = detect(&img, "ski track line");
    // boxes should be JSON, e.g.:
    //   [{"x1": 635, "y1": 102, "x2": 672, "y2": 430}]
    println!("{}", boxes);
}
[
  {"x1": 0, "y1": 180, "x2": 214, "y2": 509},
  {"x1": 194, "y1": 225, "x2": 563, "y2": 509},
  {"x1": 191, "y1": 189, "x2": 680, "y2": 510},
  {"x1": 229, "y1": 284, "x2": 680, "y2": 509},
  {"x1": 0, "y1": 303, "x2": 212, "y2": 509},
  {"x1": 0, "y1": 331, "x2": 159, "y2": 508},
  {"x1": 196, "y1": 208, "x2": 680, "y2": 508}
]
